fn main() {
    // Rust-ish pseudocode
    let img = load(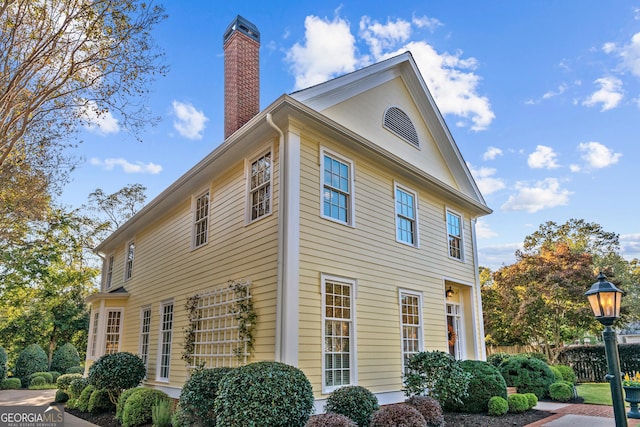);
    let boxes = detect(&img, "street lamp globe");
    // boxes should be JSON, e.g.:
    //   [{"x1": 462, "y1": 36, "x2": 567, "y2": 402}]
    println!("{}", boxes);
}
[{"x1": 585, "y1": 272, "x2": 624, "y2": 326}]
